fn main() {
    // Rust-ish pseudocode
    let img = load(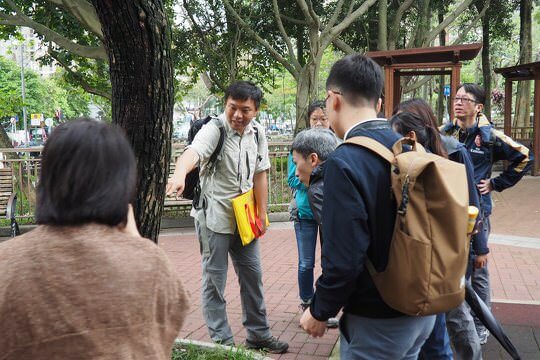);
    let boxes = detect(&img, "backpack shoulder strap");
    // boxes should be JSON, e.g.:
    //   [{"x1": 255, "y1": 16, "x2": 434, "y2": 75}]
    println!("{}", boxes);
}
[
  {"x1": 344, "y1": 136, "x2": 395, "y2": 278},
  {"x1": 208, "y1": 117, "x2": 225, "y2": 164},
  {"x1": 344, "y1": 136, "x2": 394, "y2": 164}
]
